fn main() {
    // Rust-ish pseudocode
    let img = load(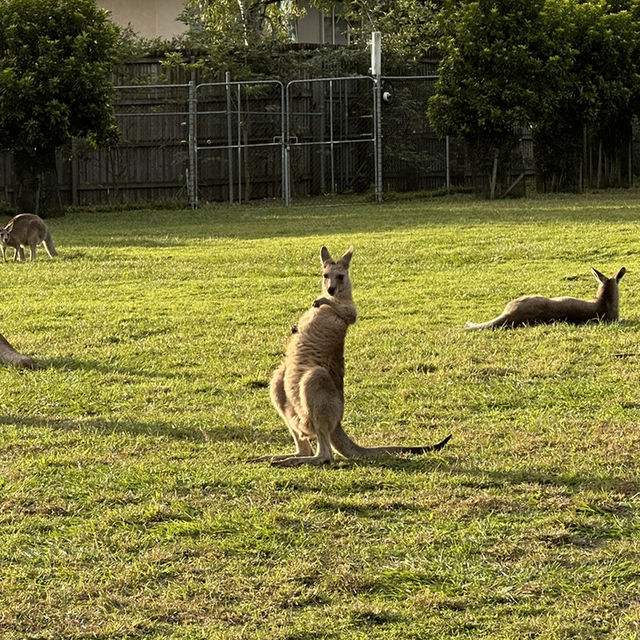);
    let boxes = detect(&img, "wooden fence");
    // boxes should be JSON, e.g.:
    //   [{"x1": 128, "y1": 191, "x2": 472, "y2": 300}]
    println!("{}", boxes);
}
[{"x1": 0, "y1": 69, "x2": 534, "y2": 209}]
